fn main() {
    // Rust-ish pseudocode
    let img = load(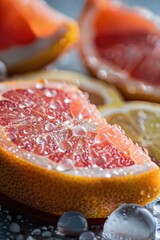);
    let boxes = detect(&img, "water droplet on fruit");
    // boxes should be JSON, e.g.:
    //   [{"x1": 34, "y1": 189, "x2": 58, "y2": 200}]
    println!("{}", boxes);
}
[
  {"x1": 45, "y1": 90, "x2": 57, "y2": 98},
  {"x1": 79, "y1": 231, "x2": 96, "y2": 240},
  {"x1": 97, "y1": 69, "x2": 107, "y2": 79},
  {"x1": 57, "y1": 211, "x2": 88, "y2": 236},
  {"x1": 45, "y1": 122, "x2": 54, "y2": 131},
  {"x1": 64, "y1": 98, "x2": 71, "y2": 104},
  {"x1": 73, "y1": 126, "x2": 87, "y2": 137},
  {"x1": 27, "y1": 89, "x2": 34, "y2": 94},
  {"x1": 19, "y1": 104, "x2": 27, "y2": 109},
  {"x1": 56, "y1": 158, "x2": 74, "y2": 171},
  {"x1": 36, "y1": 136, "x2": 45, "y2": 144},
  {"x1": 103, "y1": 204, "x2": 156, "y2": 240},
  {"x1": 49, "y1": 100, "x2": 57, "y2": 109},
  {"x1": 36, "y1": 82, "x2": 45, "y2": 89},
  {"x1": 9, "y1": 222, "x2": 20, "y2": 233},
  {"x1": 59, "y1": 140, "x2": 71, "y2": 152}
]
